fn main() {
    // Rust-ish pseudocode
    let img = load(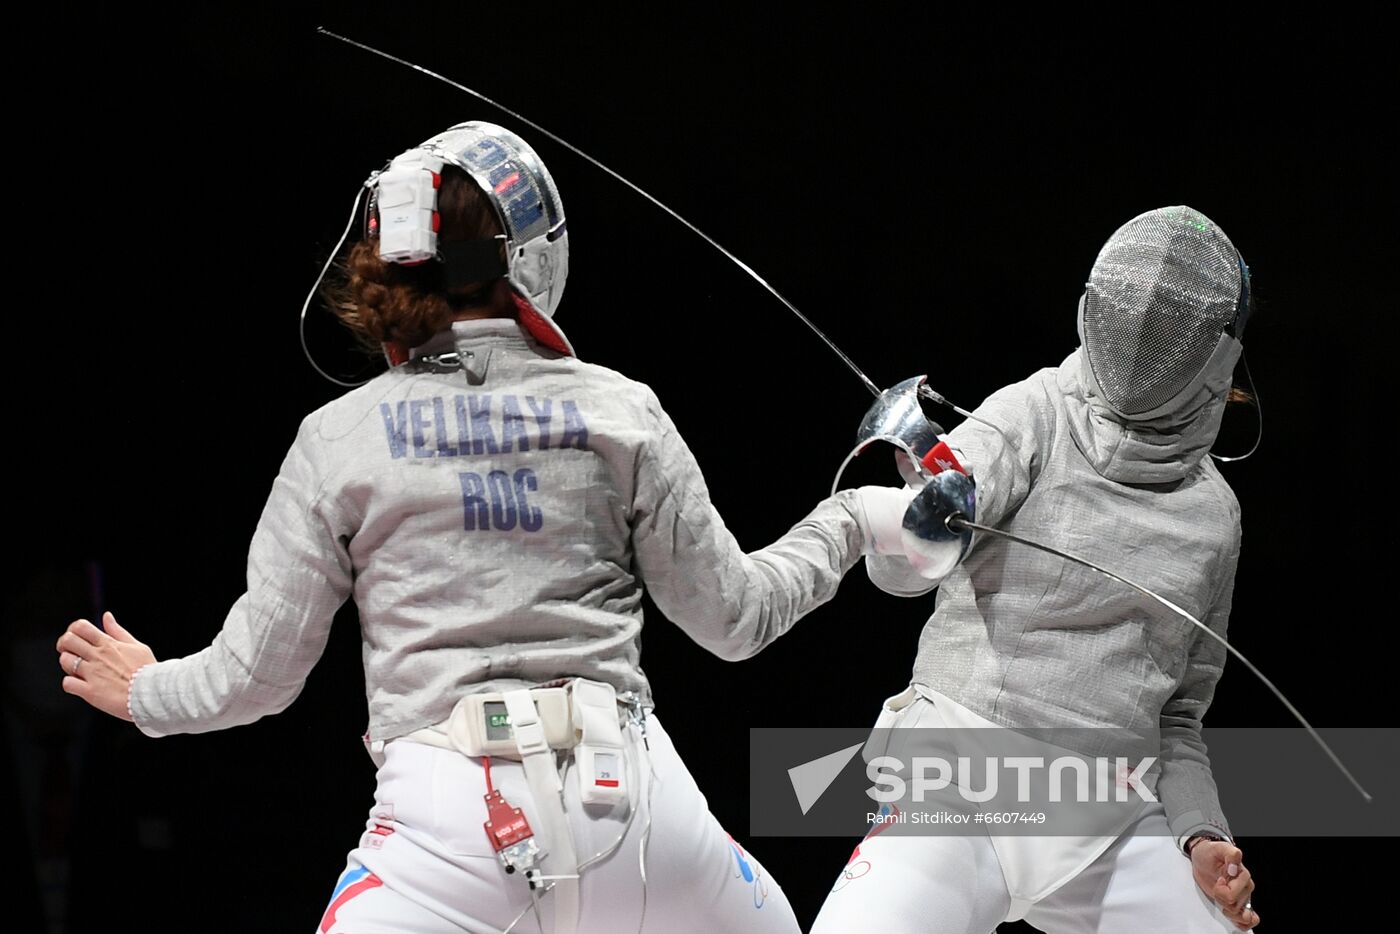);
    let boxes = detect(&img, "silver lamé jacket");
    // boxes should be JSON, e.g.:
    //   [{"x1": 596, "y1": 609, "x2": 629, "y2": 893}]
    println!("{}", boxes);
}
[
  {"x1": 870, "y1": 349, "x2": 1242, "y2": 846},
  {"x1": 130, "y1": 319, "x2": 866, "y2": 743}
]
